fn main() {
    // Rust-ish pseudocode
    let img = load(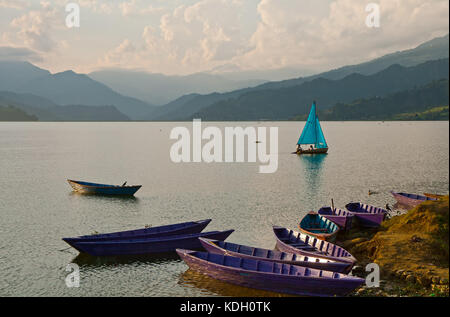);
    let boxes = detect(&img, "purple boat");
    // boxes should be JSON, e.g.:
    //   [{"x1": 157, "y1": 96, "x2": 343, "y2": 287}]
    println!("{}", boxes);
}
[
  {"x1": 65, "y1": 230, "x2": 234, "y2": 256},
  {"x1": 177, "y1": 249, "x2": 364, "y2": 297},
  {"x1": 317, "y1": 207, "x2": 354, "y2": 230},
  {"x1": 273, "y1": 226, "x2": 356, "y2": 265},
  {"x1": 62, "y1": 219, "x2": 211, "y2": 244},
  {"x1": 345, "y1": 203, "x2": 388, "y2": 228},
  {"x1": 199, "y1": 238, "x2": 353, "y2": 273},
  {"x1": 391, "y1": 191, "x2": 437, "y2": 209}
]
